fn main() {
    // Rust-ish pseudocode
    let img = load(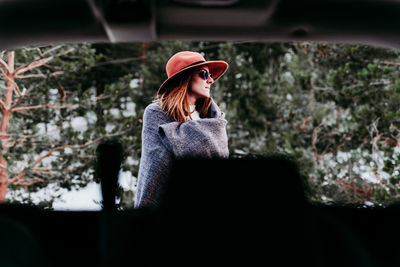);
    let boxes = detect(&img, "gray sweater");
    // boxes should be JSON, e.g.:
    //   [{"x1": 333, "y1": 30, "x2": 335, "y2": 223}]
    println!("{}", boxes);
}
[{"x1": 134, "y1": 101, "x2": 229, "y2": 208}]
